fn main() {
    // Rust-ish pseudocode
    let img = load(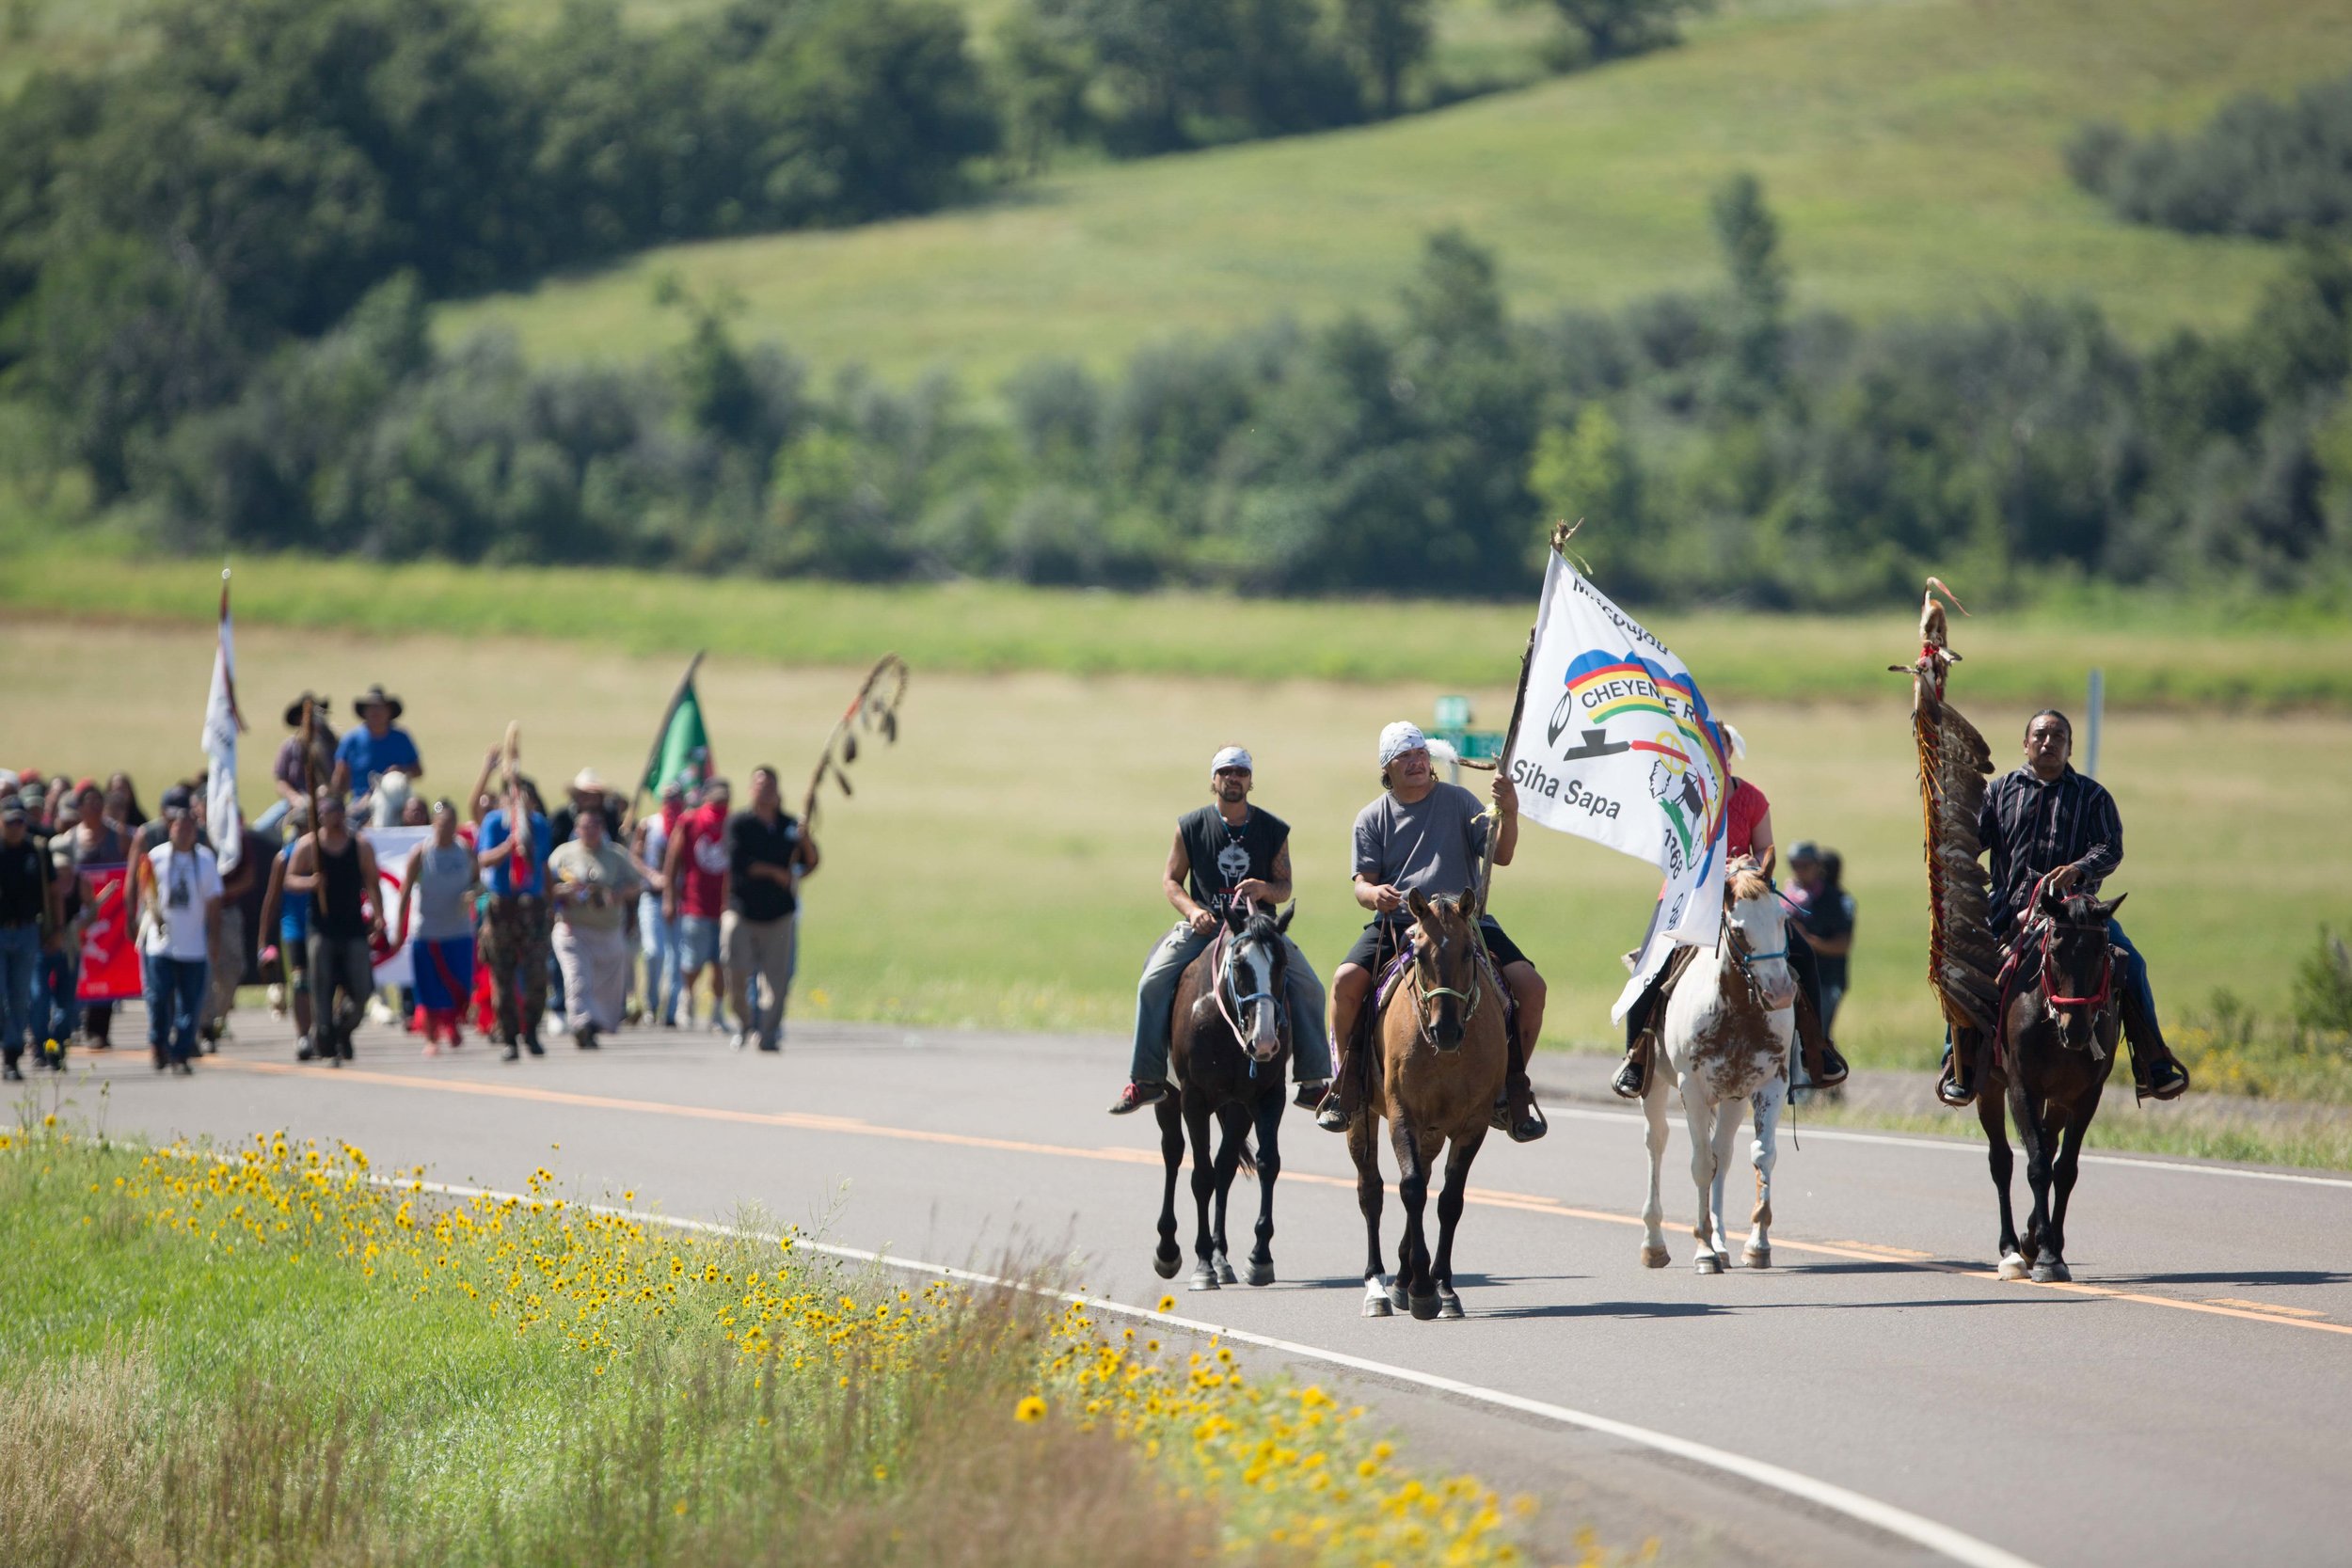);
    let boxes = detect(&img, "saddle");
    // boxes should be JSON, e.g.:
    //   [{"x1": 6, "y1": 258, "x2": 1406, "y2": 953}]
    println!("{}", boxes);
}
[{"x1": 1345, "y1": 926, "x2": 1518, "y2": 1102}]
